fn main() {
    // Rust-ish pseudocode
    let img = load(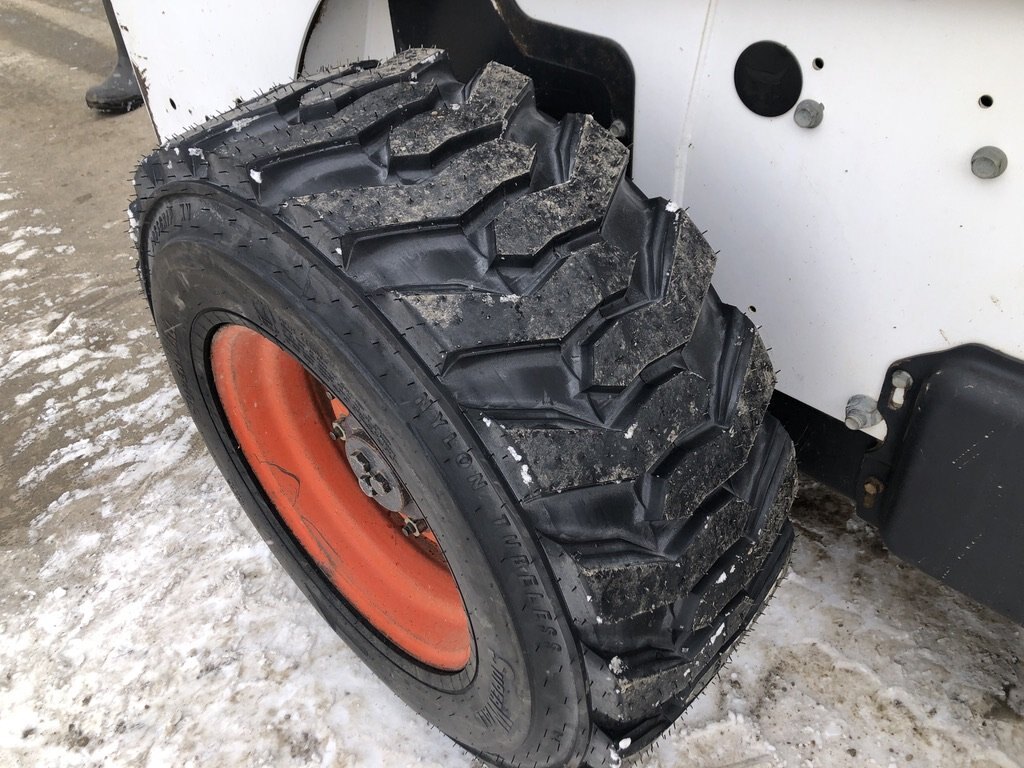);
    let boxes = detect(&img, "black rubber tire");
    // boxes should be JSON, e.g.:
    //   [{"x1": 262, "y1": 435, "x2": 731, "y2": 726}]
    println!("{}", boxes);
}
[{"x1": 132, "y1": 49, "x2": 797, "y2": 767}]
